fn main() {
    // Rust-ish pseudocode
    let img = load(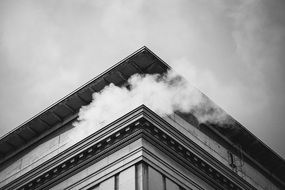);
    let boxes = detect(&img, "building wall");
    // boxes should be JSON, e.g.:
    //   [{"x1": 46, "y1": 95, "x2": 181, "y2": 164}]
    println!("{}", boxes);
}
[
  {"x1": 163, "y1": 113, "x2": 279, "y2": 190},
  {"x1": 0, "y1": 111, "x2": 281, "y2": 190},
  {"x1": 0, "y1": 122, "x2": 75, "y2": 187},
  {"x1": 51, "y1": 163, "x2": 187, "y2": 190}
]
